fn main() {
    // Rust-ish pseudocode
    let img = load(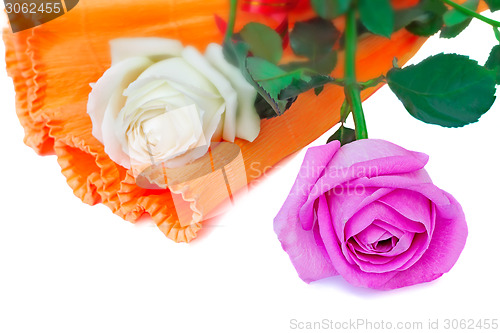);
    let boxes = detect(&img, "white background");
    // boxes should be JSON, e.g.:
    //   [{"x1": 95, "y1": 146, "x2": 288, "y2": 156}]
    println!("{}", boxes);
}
[{"x1": 1, "y1": 5, "x2": 499, "y2": 333}]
